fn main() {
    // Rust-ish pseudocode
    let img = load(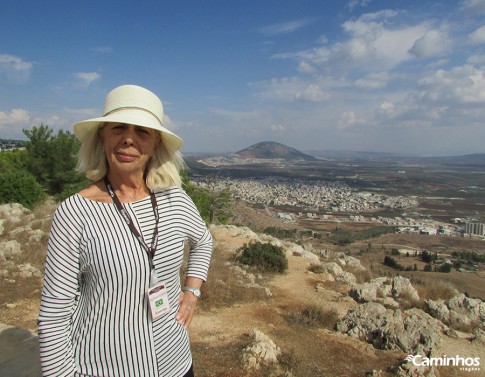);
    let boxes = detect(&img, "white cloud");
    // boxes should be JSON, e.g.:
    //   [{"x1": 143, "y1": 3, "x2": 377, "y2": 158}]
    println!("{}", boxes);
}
[
  {"x1": 298, "y1": 61, "x2": 316, "y2": 74},
  {"x1": 417, "y1": 65, "x2": 485, "y2": 104},
  {"x1": 468, "y1": 53, "x2": 485, "y2": 64},
  {"x1": 352, "y1": 9, "x2": 398, "y2": 23},
  {"x1": 461, "y1": 0, "x2": 485, "y2": 14},
  {"x1": 355, "y1": 72, "x2": 389, "y2": 89},
  {"x1": 272, "y1": 11, "x2": 431, "y2": 72},
  {"x1": 337, "y1": 111, "x2": 366, "y2": 130},
  {"x1": 409, "y1": 30, "x2": 452, "y2": 58},
  {"x1": 0, "y1": 109, "x2": 30, "y2": 127},
  {"x1": 271, "y1": 124, "x2": 286, "y2": 132},
  {"x1": 32, "y1": 114, "x2": 64, "y2": 128},
  {"x1": 0, "y1": 54, "x2": 33, "y2": 83},
  {"x1": 468, "y1": 25, "x2": 485, "y2": 45},
  {"x1": 260, "y1": 19, "x2": 314, "y2": 36},
  {"x1": 347, "y1": 0, "x2": 372, "y2": 12},
  {"x1": 162, "y1": 114, "x2": 180, "y2": 131},
  {"x1": 378, "y1": 101, "x2": 397, "y2": 117},
  {"x1": 427, "y1": 59, "x2": 449, "y2": 69},
  {"x1": 251, "y1": 77, "x2": 329, "y2": 102},
  {"x1": 75, "y1": 72, "x2": 101, "y2": 87}
]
